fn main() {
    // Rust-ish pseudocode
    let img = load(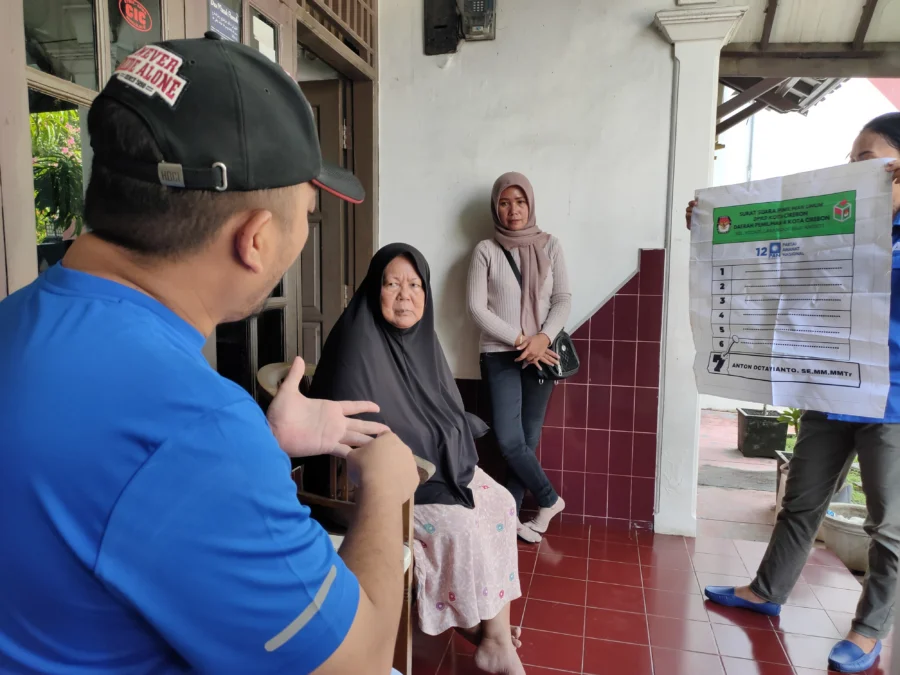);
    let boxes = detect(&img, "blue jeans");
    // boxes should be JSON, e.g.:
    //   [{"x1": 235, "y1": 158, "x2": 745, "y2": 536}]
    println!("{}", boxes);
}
[{"x1": 480, "y1": 351, "x2": 558, "y2": 513}]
